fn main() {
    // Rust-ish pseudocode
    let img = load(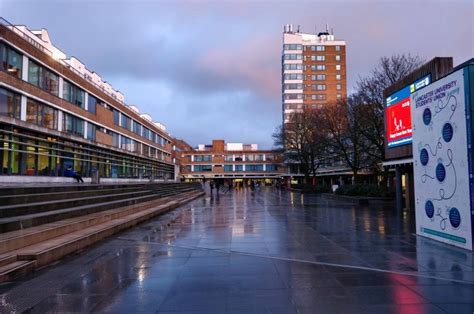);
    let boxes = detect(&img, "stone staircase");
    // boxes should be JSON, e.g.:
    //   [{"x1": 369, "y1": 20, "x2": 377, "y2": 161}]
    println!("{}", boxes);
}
[{"x1": 0, "y1": 183, "x2": 204, "y2": 282}]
